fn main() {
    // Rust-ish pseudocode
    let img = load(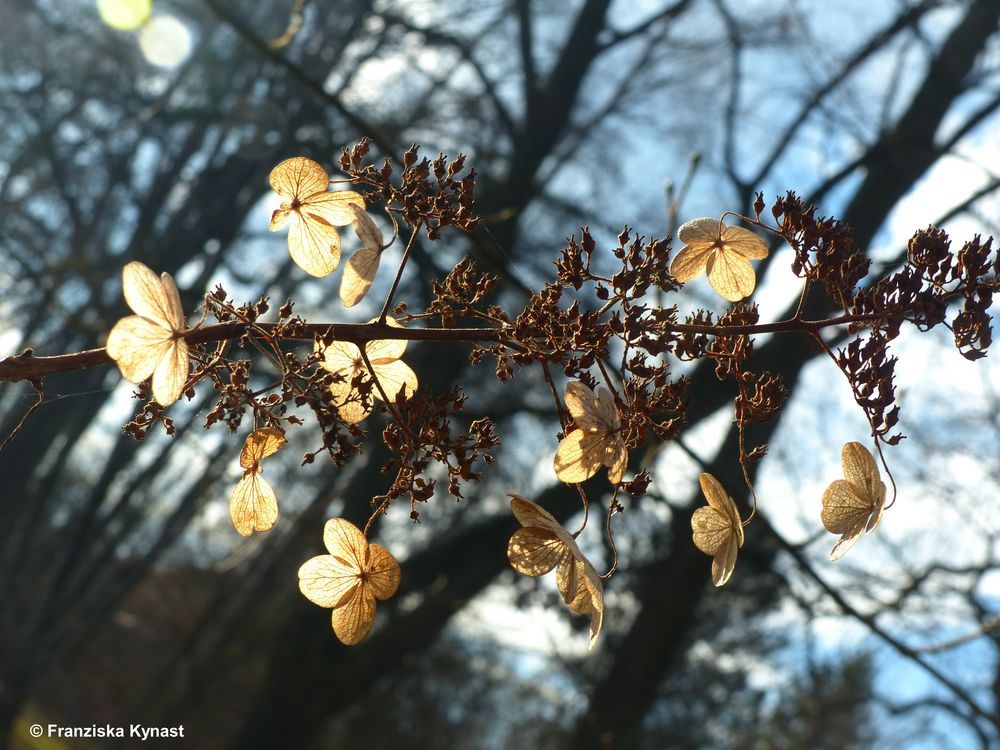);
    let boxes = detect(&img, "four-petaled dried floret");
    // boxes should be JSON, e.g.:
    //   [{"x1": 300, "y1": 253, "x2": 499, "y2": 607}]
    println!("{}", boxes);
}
[
  {"x1": 670, "y1": 217, "x2": 768, "y2": 302},
  {"x1": 691, "y1": 473, "x2": 744, "y2": 587},
  {"x1": 553, "y1": 381, "x2": 627, "y2": 485},
  {"x1": 230, "y1": 427, "x2": 287, "y2": 537},
  {"x1": 821, "y1": 441, "x2": 886, "y2": 560}
]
